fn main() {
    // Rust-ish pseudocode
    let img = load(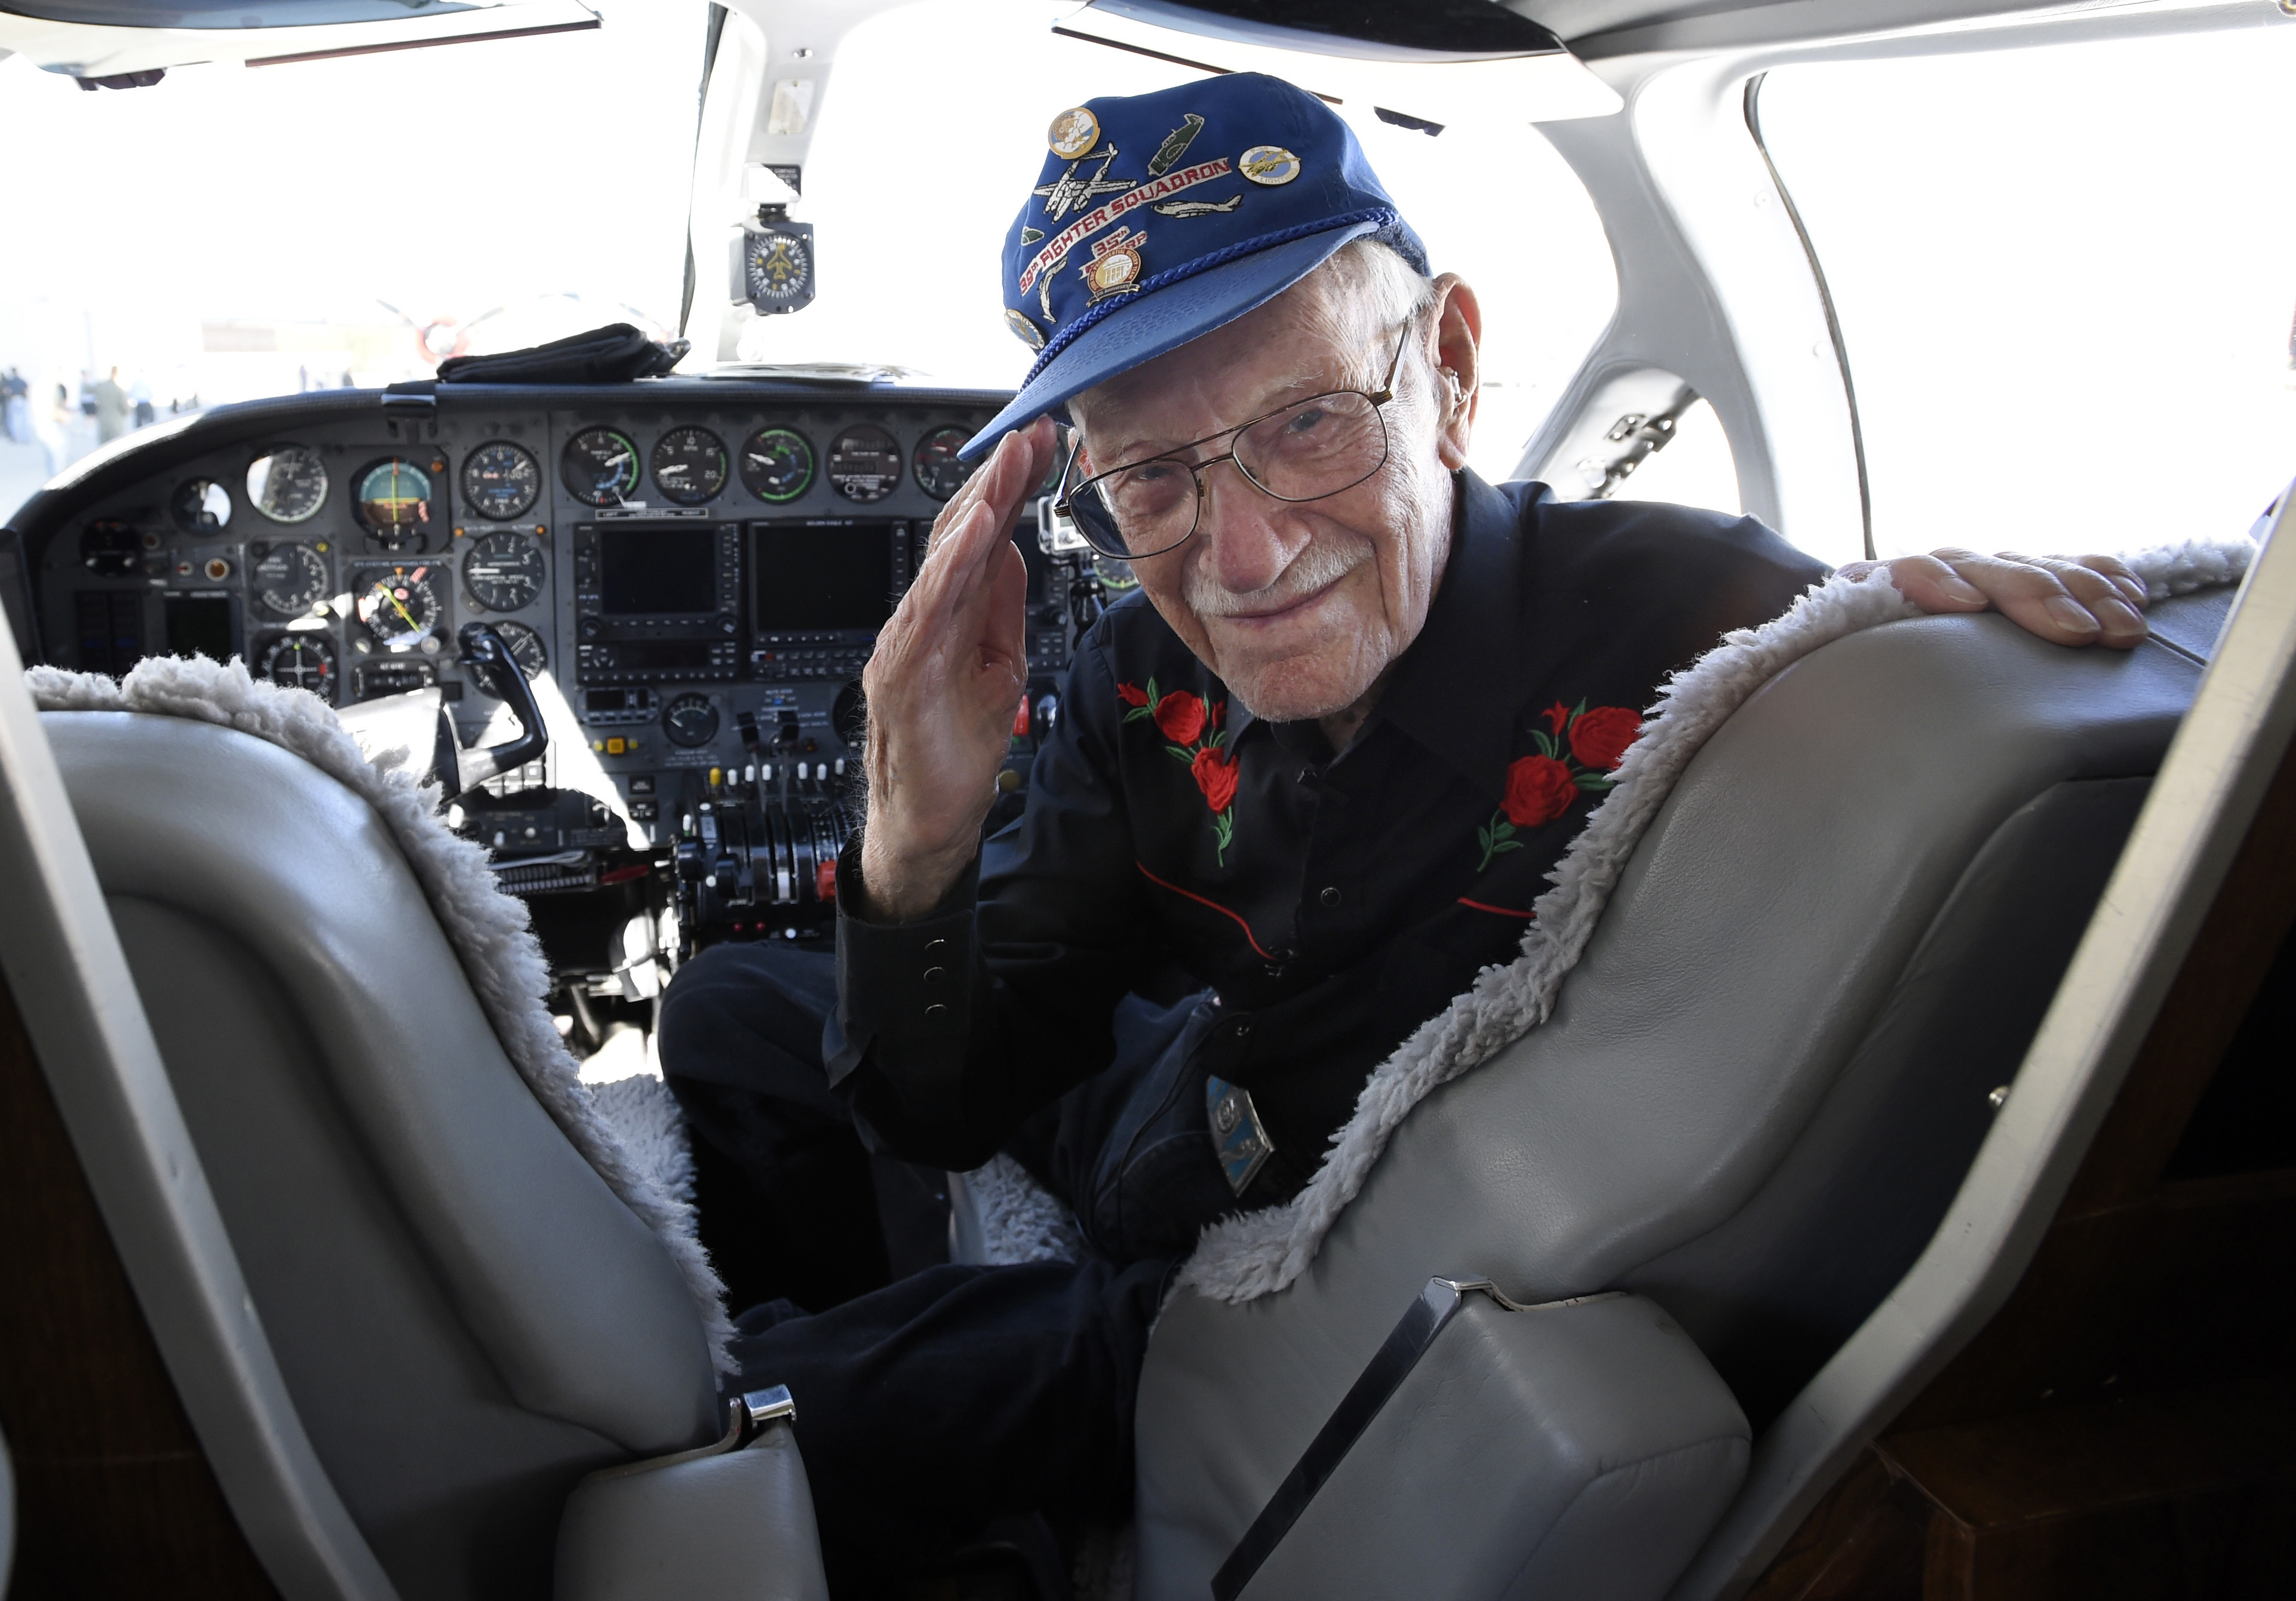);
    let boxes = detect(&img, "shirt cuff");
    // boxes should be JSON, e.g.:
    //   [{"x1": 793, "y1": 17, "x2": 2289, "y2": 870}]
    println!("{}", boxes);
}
[{"x1": 822, "y1": 838, "x2": 979, "y2": 1092}]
